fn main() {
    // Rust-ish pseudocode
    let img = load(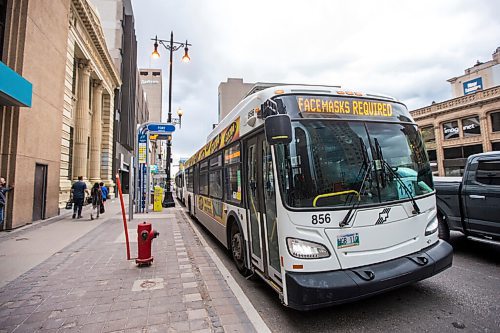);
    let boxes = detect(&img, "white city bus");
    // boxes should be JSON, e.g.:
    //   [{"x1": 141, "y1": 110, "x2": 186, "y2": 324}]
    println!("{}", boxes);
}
[
  {"x1": 174, "y1": 169, "x2": 185, "y2": 204},
  {"x1": 182, "y1": 85, "x2": 453, "y2": 310}
]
